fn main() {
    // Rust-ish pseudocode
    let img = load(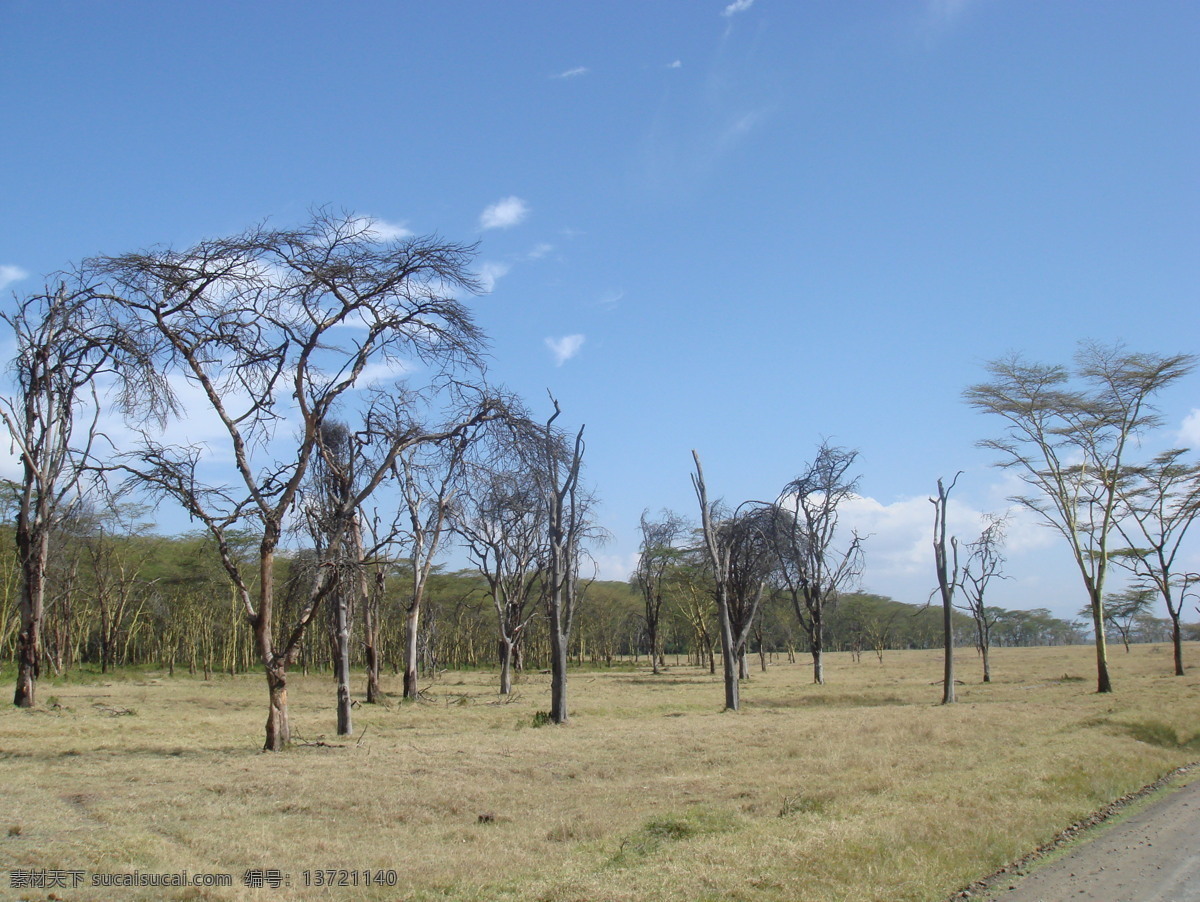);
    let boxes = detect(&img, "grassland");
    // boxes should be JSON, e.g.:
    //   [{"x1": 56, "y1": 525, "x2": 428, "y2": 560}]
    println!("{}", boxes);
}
[{"x1": 3, "y1": 644, "x2": 1200, "y2": 901}]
